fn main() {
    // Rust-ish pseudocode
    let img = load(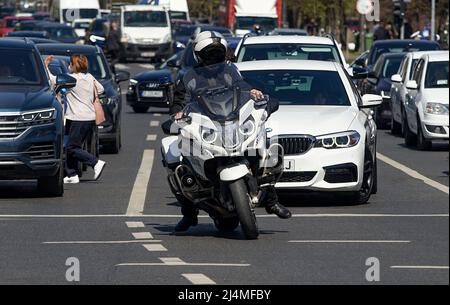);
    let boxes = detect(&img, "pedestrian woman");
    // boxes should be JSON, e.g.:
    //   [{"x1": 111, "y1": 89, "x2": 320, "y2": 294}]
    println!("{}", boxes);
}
[
  {"x1": 106, "y1": 21, "x2": 122, "y2": 74},
  {"x1": 45, "y1": 54, "x2": 107, "y2": 184}
]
